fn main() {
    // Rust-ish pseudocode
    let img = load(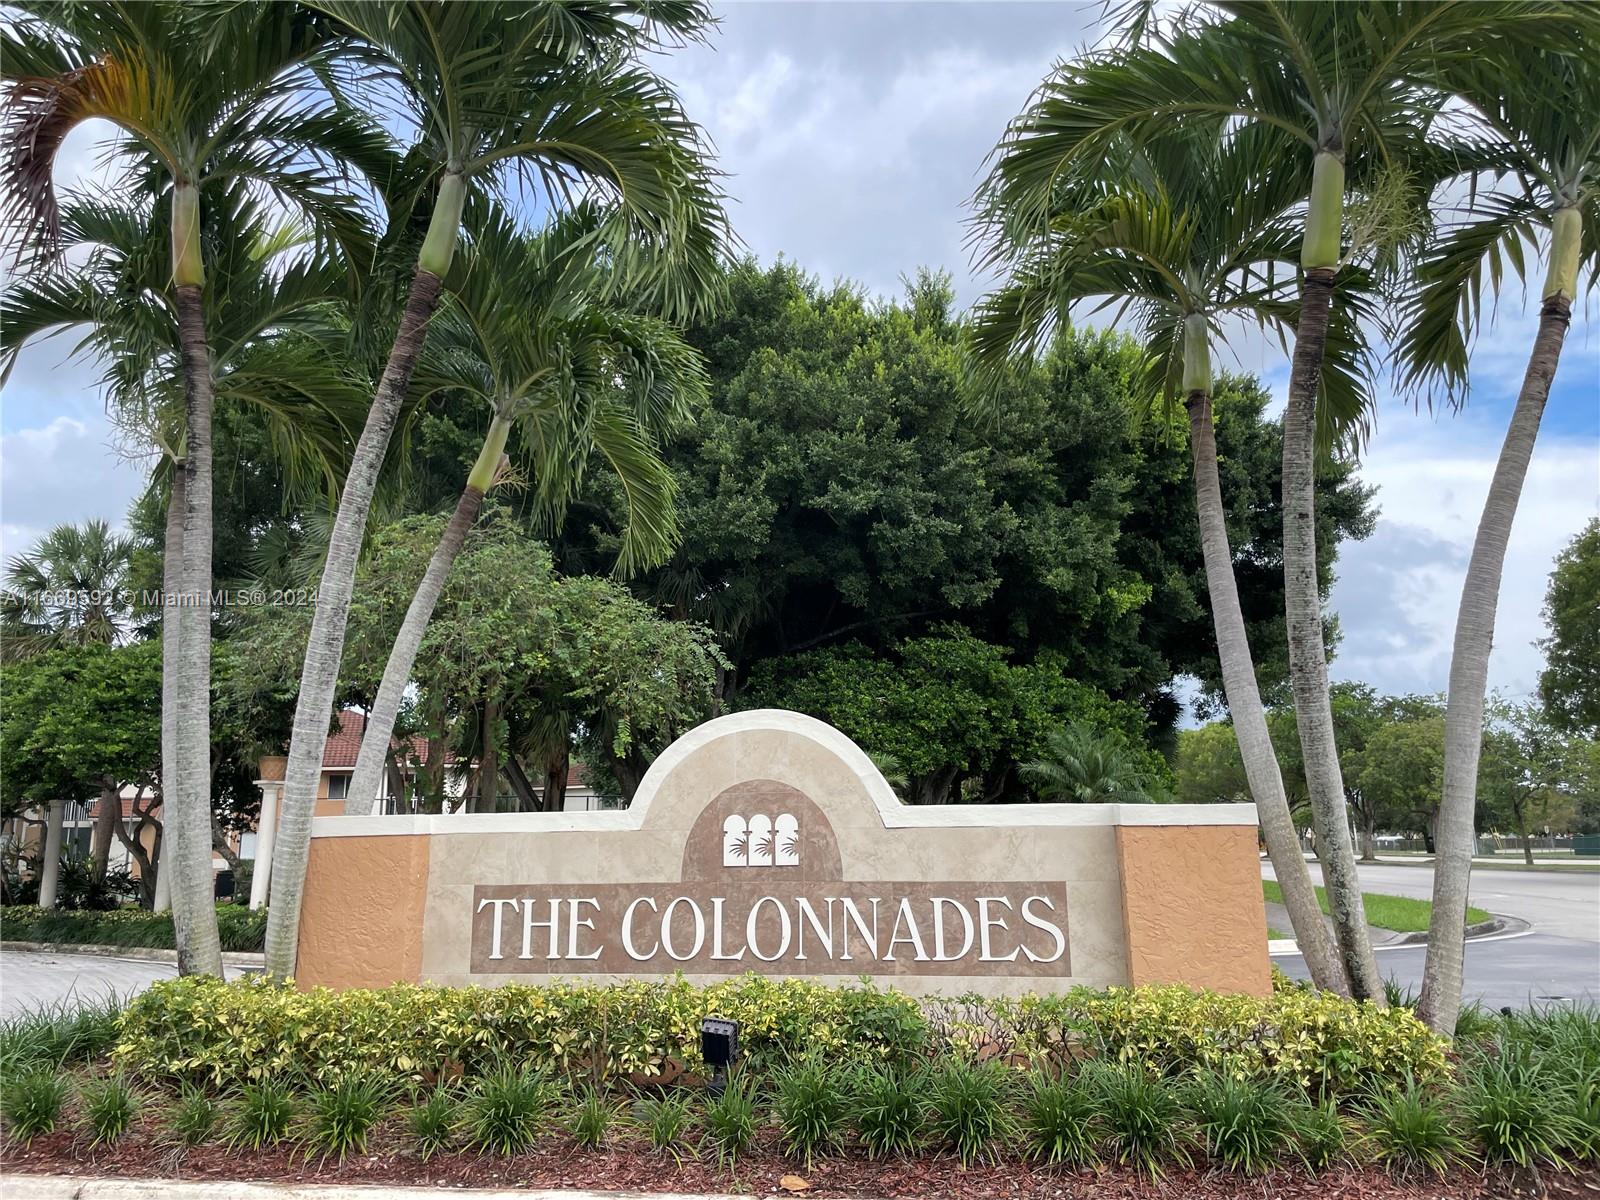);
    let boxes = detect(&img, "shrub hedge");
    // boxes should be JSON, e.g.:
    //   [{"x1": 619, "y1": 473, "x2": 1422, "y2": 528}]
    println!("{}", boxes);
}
[
  {"x1": 113, "y1": 975, "x2": 1446, "y2": 1097},
  {"x1": 1, "y1": 904, "x2": 266, "y2": 952}
]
